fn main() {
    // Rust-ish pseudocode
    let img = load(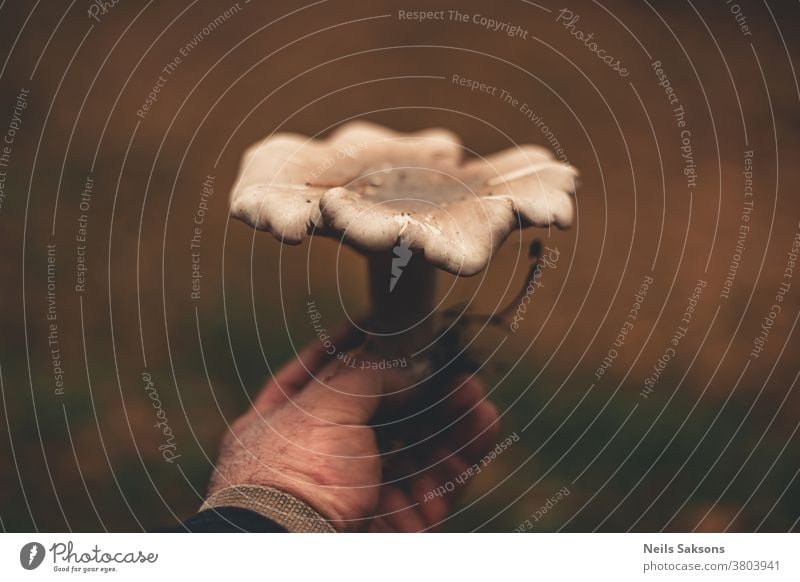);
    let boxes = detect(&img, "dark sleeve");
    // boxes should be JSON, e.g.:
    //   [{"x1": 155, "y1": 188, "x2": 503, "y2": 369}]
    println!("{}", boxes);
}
[{"x1": 156, "y1": 506, "x2": 288, "y2": 532}]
